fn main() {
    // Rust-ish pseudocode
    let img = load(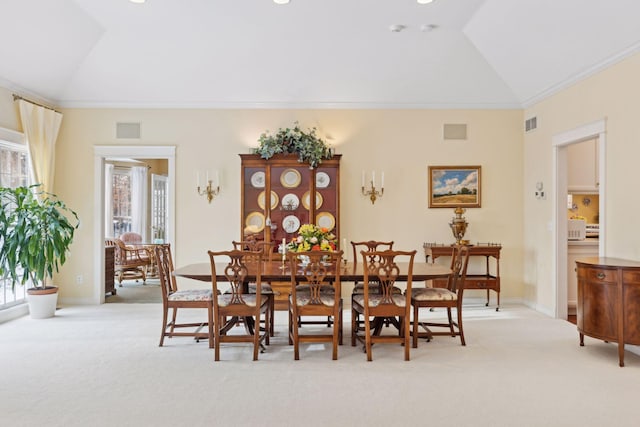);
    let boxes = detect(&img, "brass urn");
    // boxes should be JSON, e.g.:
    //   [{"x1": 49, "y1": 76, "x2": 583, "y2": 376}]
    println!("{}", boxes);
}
[{"x1": 449, "y1": 206, "x2": 468, "y2": 245}]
